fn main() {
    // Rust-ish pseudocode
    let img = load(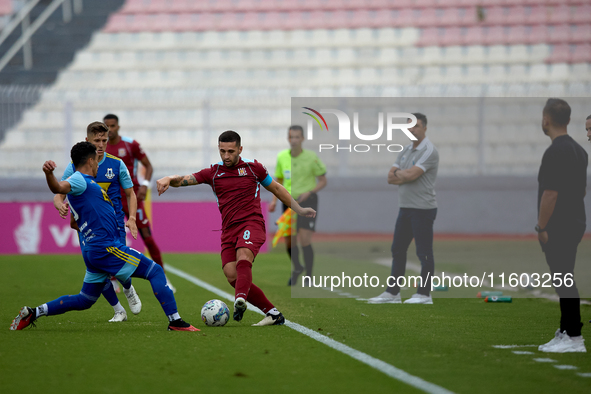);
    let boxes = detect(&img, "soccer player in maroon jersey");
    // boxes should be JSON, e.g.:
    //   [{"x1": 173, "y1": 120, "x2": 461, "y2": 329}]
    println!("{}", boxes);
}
[
  {"x1": 156, "y1": 130, "x2": 316, "y2": 326},
  {"x1": 103, "y1": 114, "x2": 175, "y2": 292}
]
